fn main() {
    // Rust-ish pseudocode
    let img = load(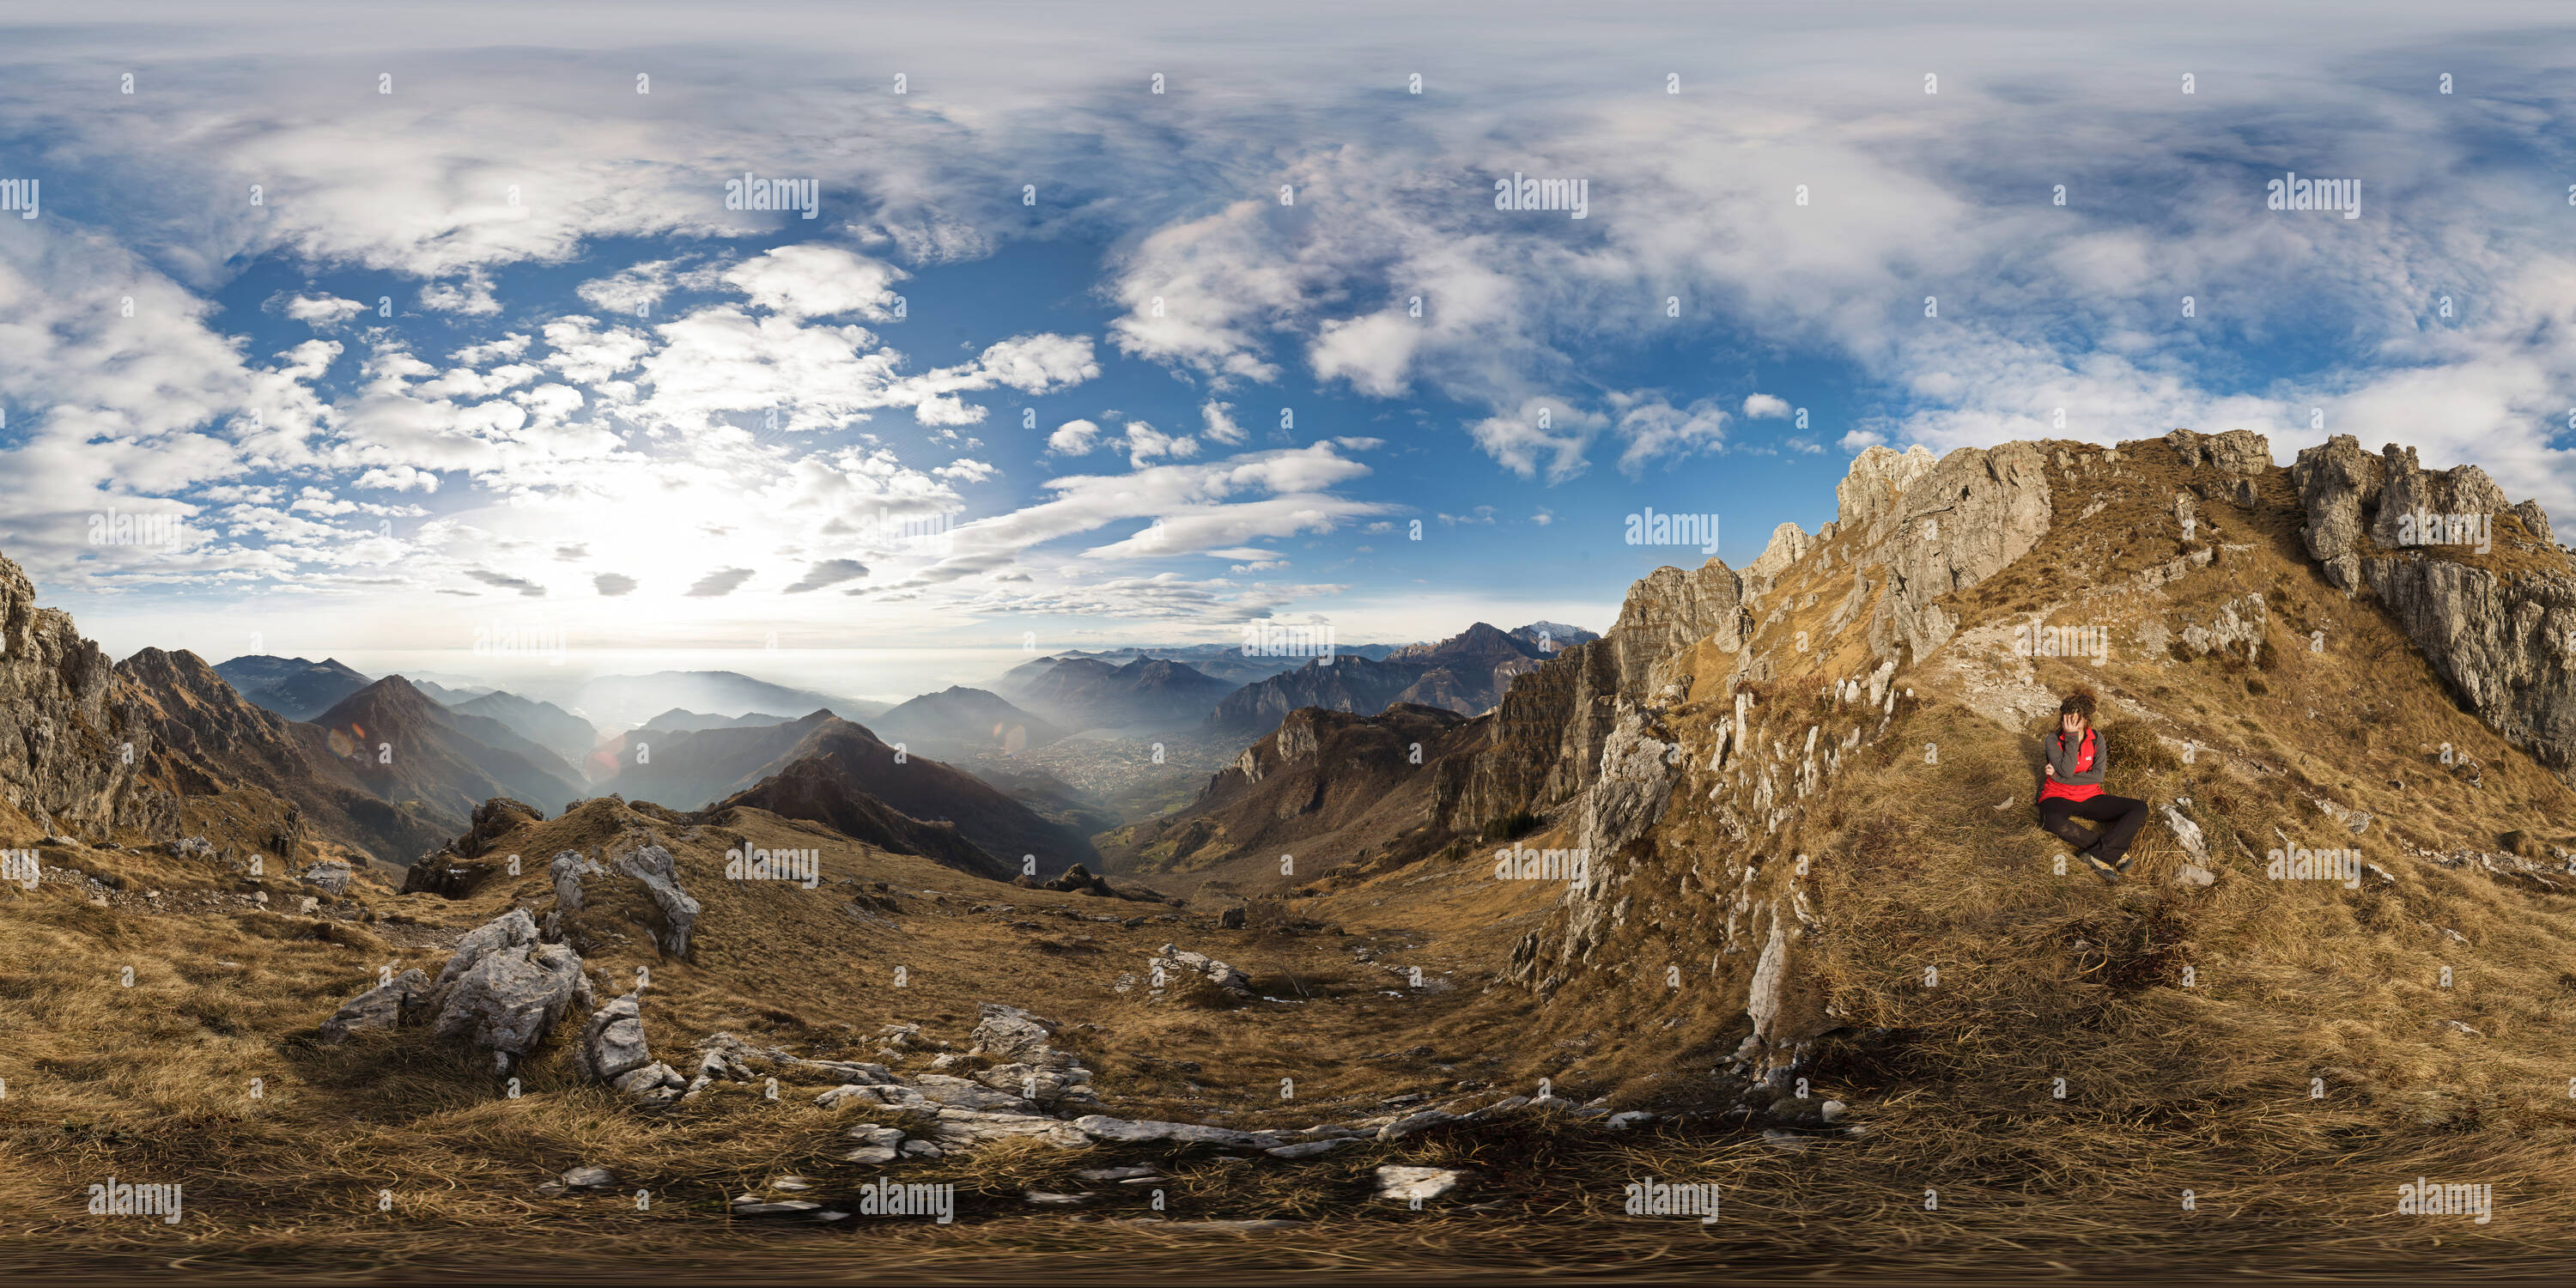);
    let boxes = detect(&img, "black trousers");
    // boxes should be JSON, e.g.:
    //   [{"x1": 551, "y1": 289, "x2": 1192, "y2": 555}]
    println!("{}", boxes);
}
[{"x1": 2038, "y1": 793, "x2": 2149, "y2": 864}]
